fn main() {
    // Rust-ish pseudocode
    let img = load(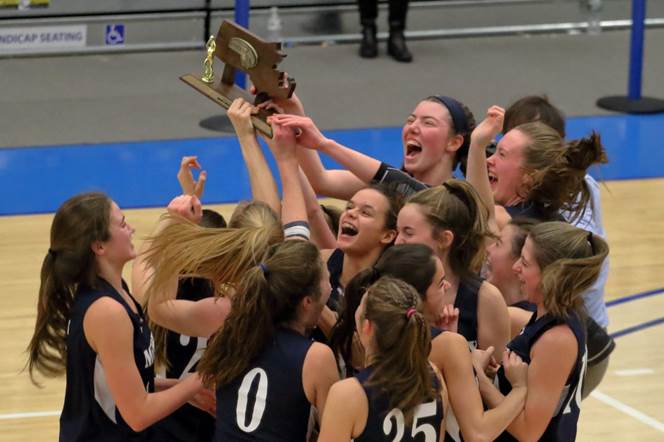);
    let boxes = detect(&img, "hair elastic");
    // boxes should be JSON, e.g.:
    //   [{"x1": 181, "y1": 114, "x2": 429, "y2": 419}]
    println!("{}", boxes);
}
[
  {"x1": 405, "y1": 307, "x2": 416, "y2": 319},
  {"x1": 48, "y1": 248, "x2": 57, "y2": 258},
  {"x1": 587, "y1": 231, "x2": 594, "y2": 254},
  {"x1": 259, "y1": 262, "x2": 269, "y2": 276}
]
